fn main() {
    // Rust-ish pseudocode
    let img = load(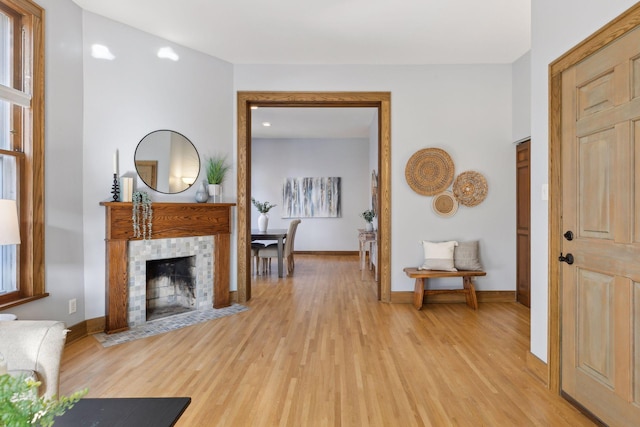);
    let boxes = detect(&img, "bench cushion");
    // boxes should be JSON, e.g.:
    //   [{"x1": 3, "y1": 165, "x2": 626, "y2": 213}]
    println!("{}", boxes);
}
[
  {"x1": 454, "y1": 240, "x2": 483, "y2": 271},
  {"x1": 419, "y1": 240, "x2": 458, "y2": 271}
]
